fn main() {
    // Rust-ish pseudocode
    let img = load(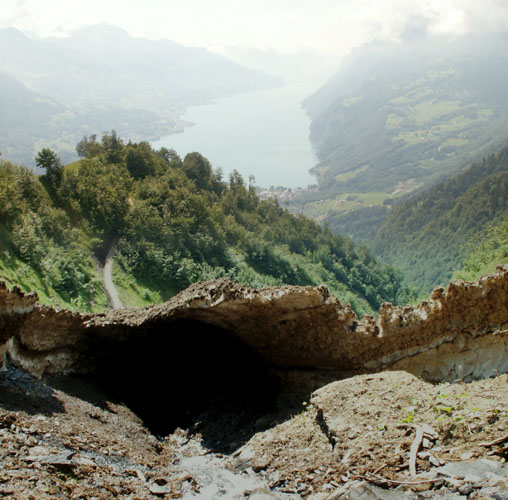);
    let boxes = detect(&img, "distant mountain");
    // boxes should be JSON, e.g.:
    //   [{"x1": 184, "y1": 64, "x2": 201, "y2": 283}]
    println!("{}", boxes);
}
[
  {"x1": 0, "y1": 26, "x2": 281, "y2": 166},
  {"x1": 0, "y1": 70, "x2": 66, "y2": 162},
  {"x1": 371, "y1": 144, "x2": 508, "y2": 292},
  {"x1": 220, "y1": 46, "x2": 339, "y2": 83},
  {"x1": 0, "y1": 69, "x2": 169, "y2": 165},
  {"x1": 303, "y1": 32, "x2": 508, "y2": 197}
]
